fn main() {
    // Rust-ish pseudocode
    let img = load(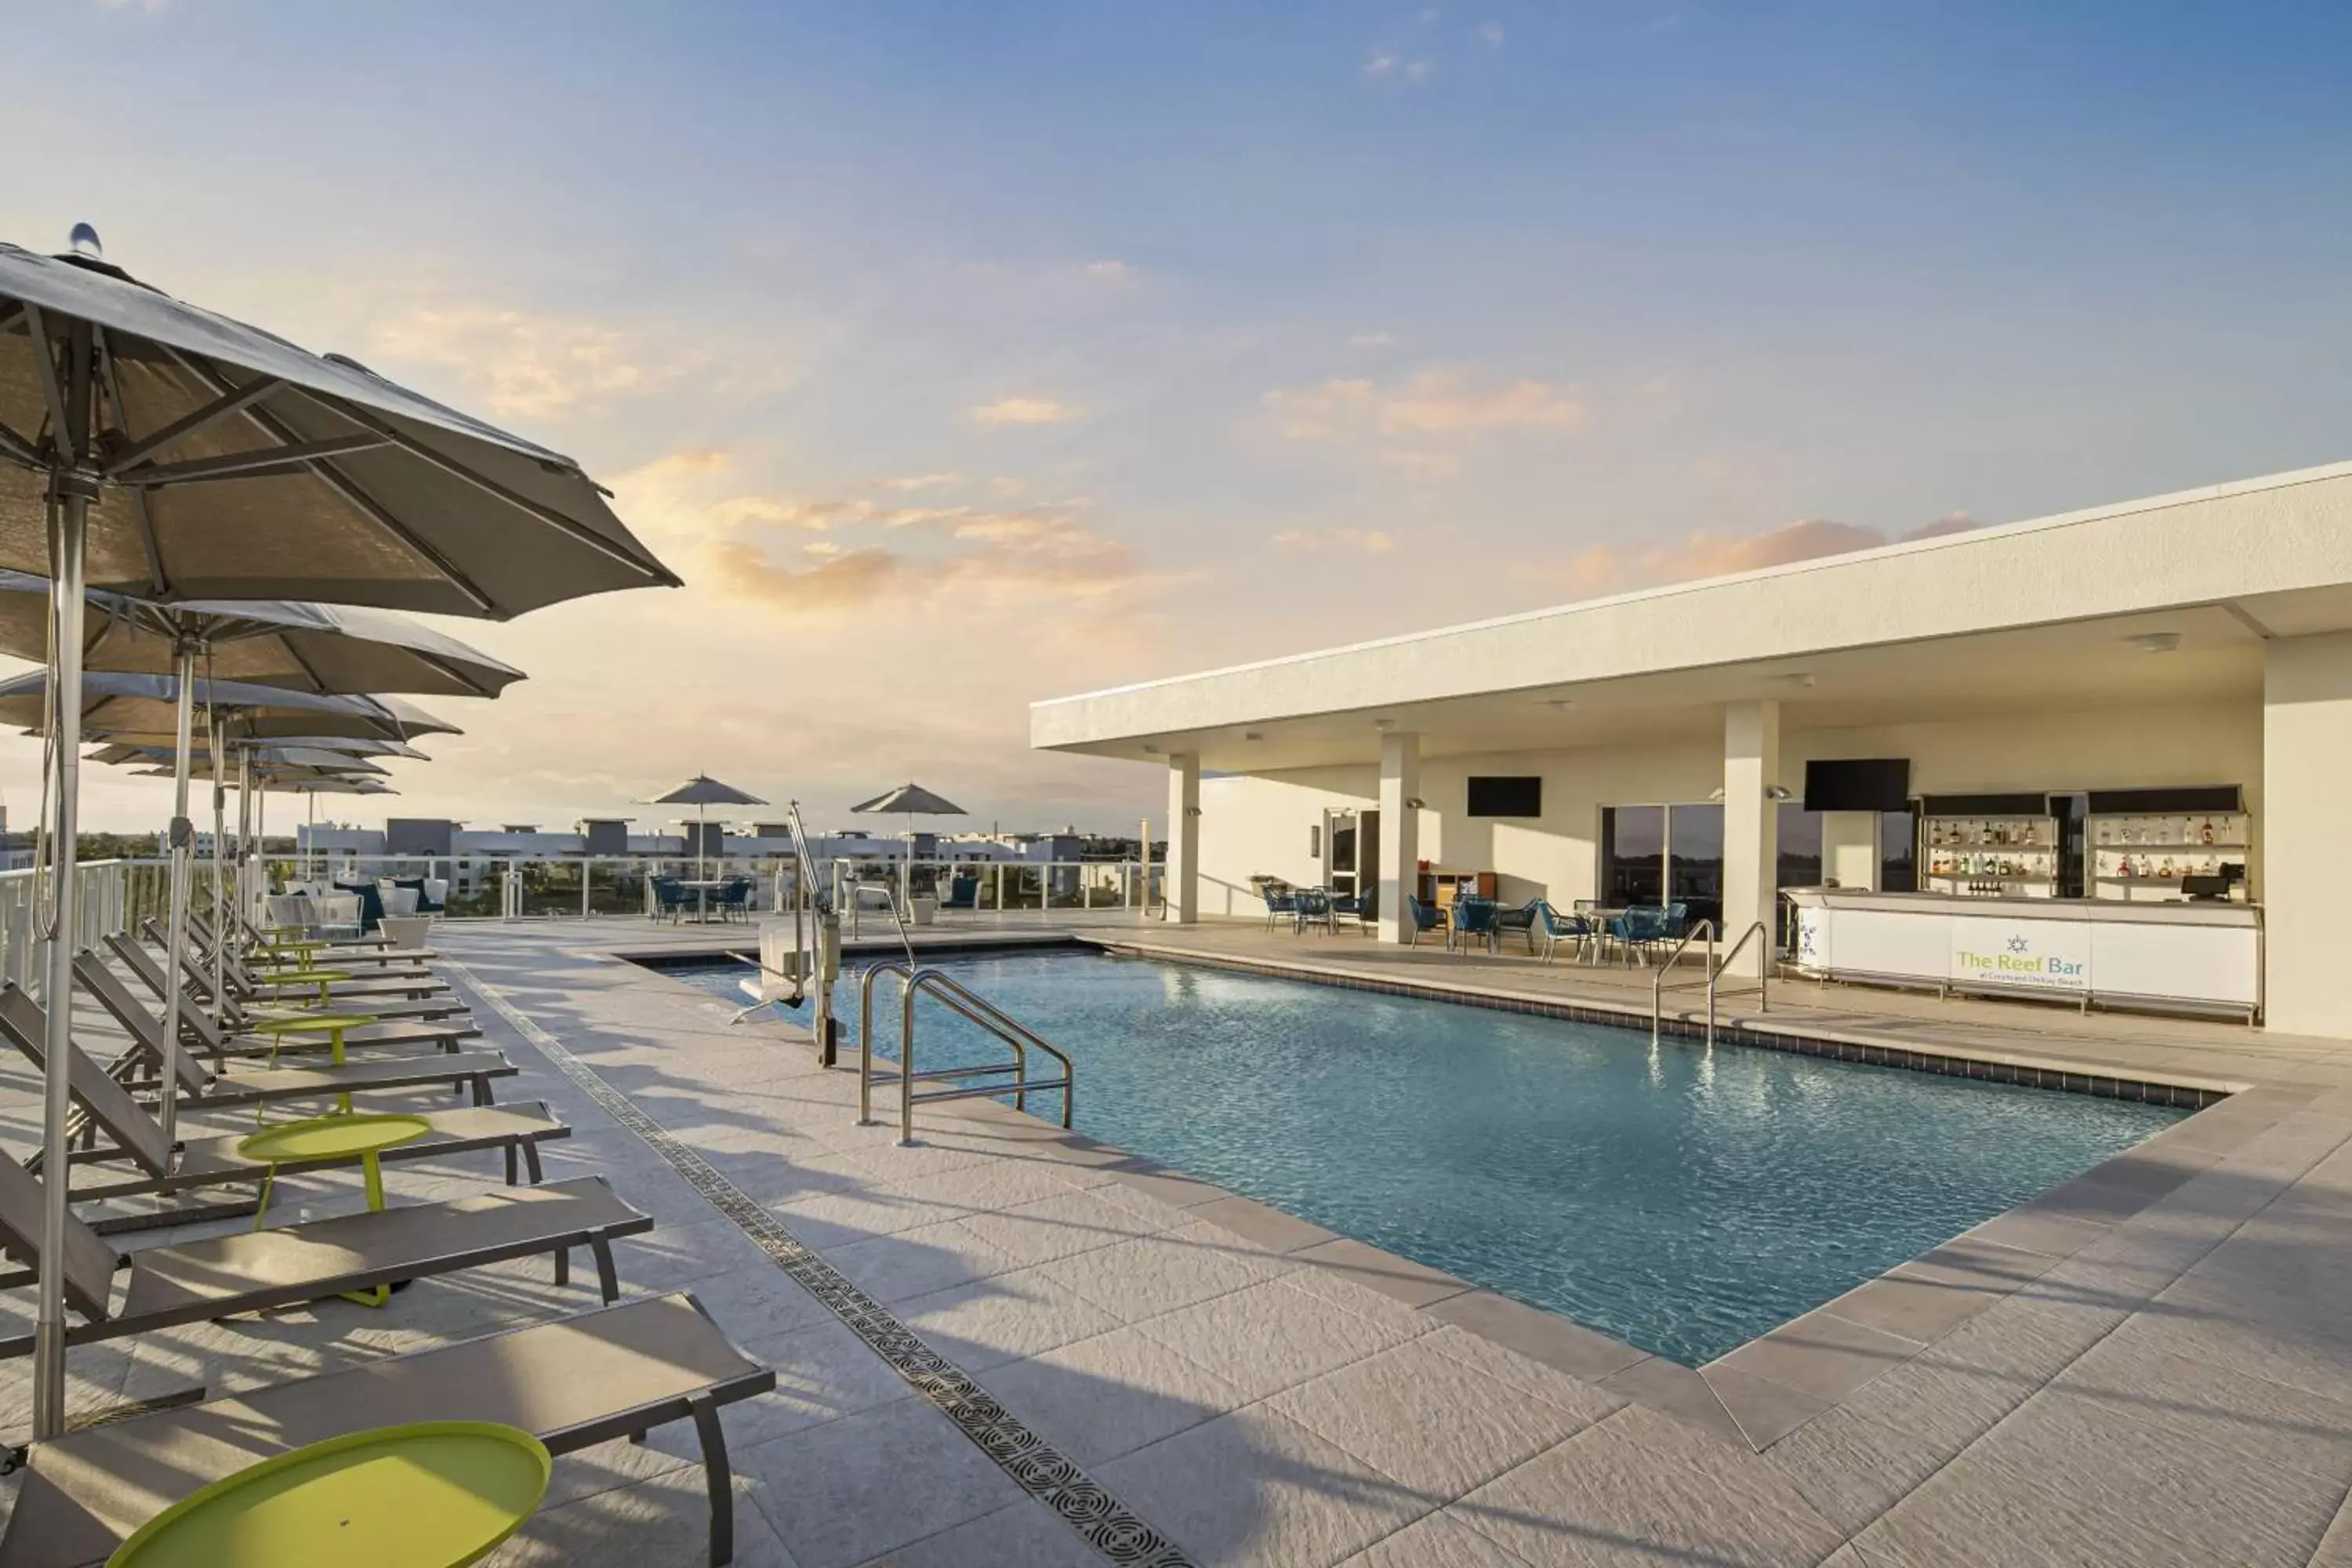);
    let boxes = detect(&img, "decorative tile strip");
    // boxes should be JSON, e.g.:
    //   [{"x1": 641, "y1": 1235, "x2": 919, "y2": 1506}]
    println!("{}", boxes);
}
[
  {"x1": 1092, "y1": 942, "x2": 2227, "y2": 1110},
  {"x1": 445, "y1": 960, "x2": 1193, "y2": 1568}
]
